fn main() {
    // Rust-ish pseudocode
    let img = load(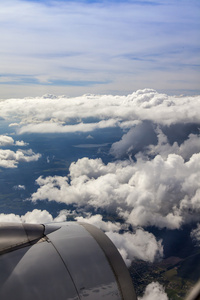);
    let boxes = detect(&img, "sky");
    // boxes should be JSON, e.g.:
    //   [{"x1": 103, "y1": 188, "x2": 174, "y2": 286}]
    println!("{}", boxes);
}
[{"x1": 0, "y1": 0, "x2": 200, "y2": 98}]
